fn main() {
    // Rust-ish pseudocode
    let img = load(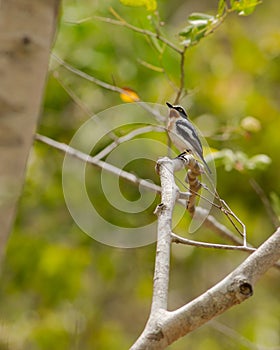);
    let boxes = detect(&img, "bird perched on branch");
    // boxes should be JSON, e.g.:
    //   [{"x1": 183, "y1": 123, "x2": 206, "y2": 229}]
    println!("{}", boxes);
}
[{"x1": 166, "y1": 102, "x2": 211, "y2": 174}]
